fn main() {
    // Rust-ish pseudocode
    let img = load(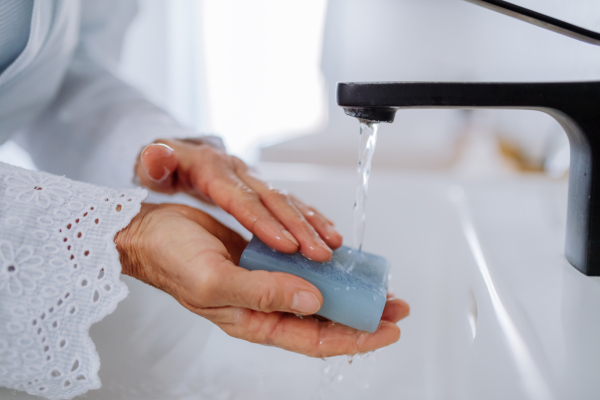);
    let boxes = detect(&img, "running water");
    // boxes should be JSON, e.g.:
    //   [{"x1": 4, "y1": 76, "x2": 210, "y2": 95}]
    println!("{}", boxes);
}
[
  {"x1": 353, "y1": 120, "x2": 380, "y2": 252},
  {"x1": 312, "y1": 120, "x2": 381, "y2": 400},
  {"x1": 312, "y1": 352, "x2": 379, "y2": 399},
  {"x1": 312, "y1": 357, "x2": 345, "y2": 400}
]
